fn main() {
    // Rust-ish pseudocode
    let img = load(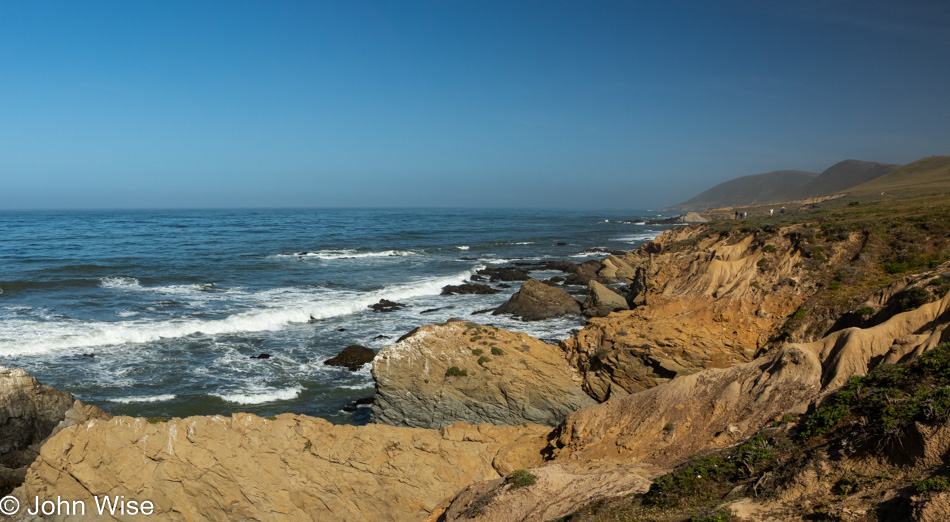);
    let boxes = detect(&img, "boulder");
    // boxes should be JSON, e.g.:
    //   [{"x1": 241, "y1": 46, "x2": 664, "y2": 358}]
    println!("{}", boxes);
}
[
  {"x1": 582, "y1": 280, "x2": 630, "y2": 318},
  {"x1": 492, "y1": 279, "x2": 581, "y2": 321},
  {"x1": 371, "y1": 321, "x2": 597, "y2": 429},
  {"x1": 564, "y1": 260, "x2": 603, "y2": 286},
  {"x1": 324, "y1": 345, "x2": 375, "y2": 371},
  {"x1": 441, "y1": 283, "x2": 499, "y2": 295},
  {"x1": 597, "y1": 255, "x2": 638, "y2": 284},
  {"x1": 369, "y1": 299, "x2": 406, "y2": 312},
  {"x1": 476, "y1": 267, "x2": 529, "y2": 282},
  {"x1": 626, "y1": 265, "x2": 648, "y2": 307}
]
